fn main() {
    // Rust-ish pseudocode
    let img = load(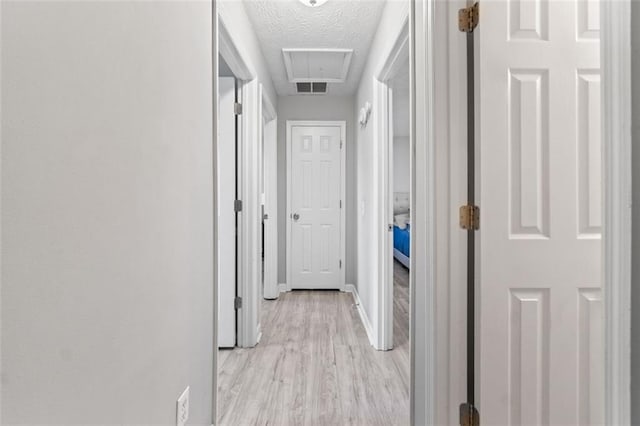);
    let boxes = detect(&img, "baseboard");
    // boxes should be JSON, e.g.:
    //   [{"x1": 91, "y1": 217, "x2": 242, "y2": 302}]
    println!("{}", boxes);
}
[
  {"x1": 345, "y1": 284, "x2": 377, "y2": 348},
  {"x1": 278, "y1": 283, "x2": 287, "y2": 294}
]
